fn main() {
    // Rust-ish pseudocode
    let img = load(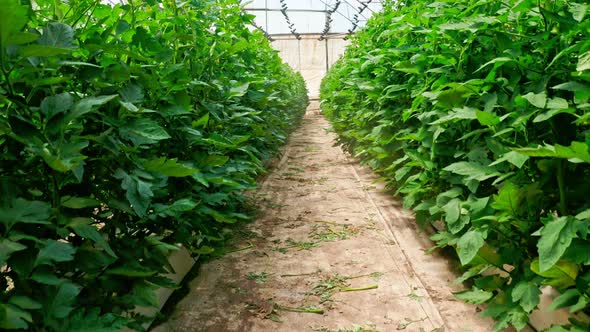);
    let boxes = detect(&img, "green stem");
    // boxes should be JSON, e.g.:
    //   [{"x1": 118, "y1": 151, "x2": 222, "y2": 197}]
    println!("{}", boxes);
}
[
  {"x1": 225, "y1": 242, "x2": 254, "y2": 253},
  {"x1": 340, "y1": 284, "x2": 378, "y2": 292},
  {"x1": 0, "y1": 49, "x2": 14, "y2": 96},
  {"x1": 280, "y1": 271, "x2": 318, "y2": 277},
  {"x1": 538, "y1": 0, "x2": 548, "y2": 32},
  {"x1": 557, "y1": 159, "x2": 567, "y2": 215},
  {"x1": 275, "y1": 305, "x2": 324, "y2": 314}
]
